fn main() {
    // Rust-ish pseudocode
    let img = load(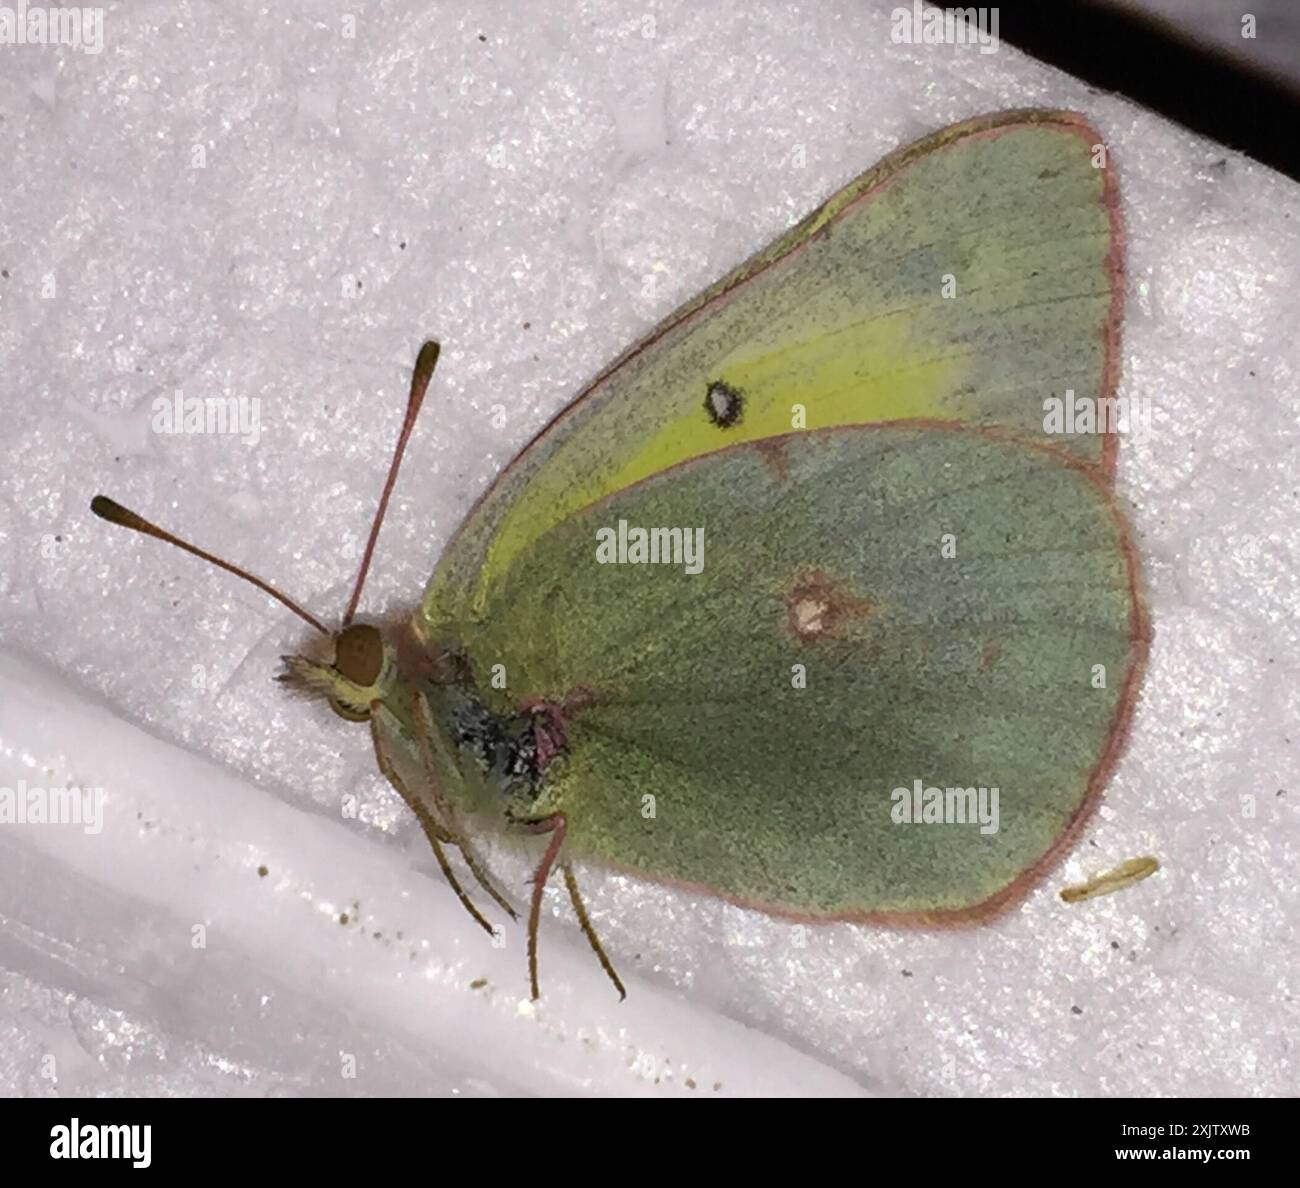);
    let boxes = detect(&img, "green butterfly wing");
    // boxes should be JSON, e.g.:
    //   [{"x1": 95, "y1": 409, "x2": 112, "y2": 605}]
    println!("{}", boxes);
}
[
  {"x1": 421, "y1": 109, "x2": 1123, "y2": 635},
  {"x1": 447, "y1": 425, "x2": 1146, "y2": 919}
]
